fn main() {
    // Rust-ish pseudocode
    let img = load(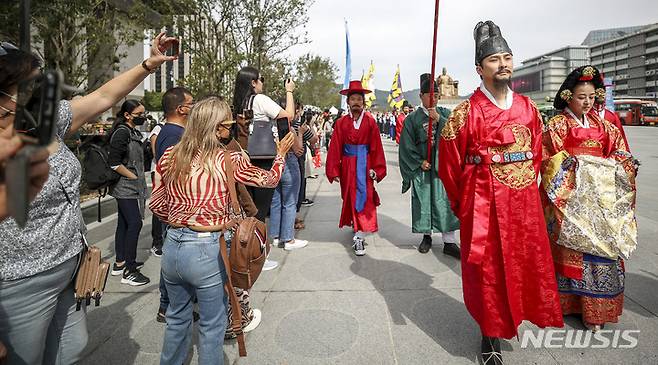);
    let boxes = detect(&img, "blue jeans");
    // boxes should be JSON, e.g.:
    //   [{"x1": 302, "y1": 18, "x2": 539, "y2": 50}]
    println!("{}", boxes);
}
[
  {"x1": 0, "y1": 255, "x2": 88, "y2": 365},
  {"x1": 159, "y1": 222, "x2": 169, "y2": 311},
  {"x1": 269, "y1": 153, "x2": 300, "y2": 242},
  {"x1": 160, "y1": 227, "x2": 228, "y2": 365}
]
